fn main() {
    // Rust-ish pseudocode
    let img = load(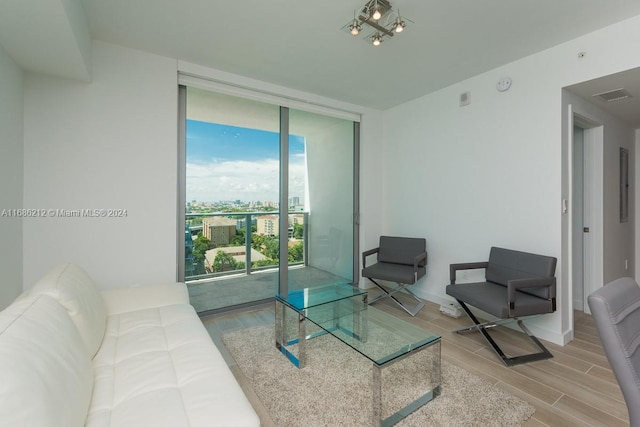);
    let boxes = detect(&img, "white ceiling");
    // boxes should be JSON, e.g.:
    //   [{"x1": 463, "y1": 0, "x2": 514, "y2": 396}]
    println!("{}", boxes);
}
[
  {"x1": 2, "y1": 0, "x2": 640, "y2": 113},
  {"x1": 566, "y1": 66, "x2": 640, "y2": 128}
]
